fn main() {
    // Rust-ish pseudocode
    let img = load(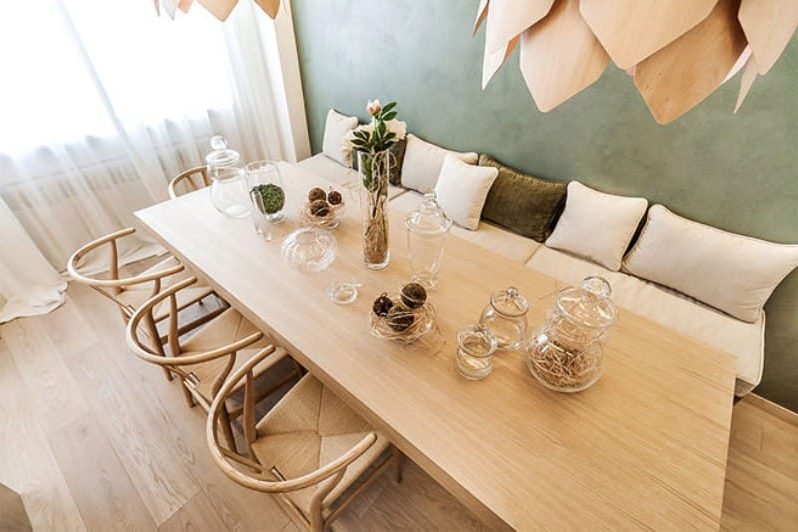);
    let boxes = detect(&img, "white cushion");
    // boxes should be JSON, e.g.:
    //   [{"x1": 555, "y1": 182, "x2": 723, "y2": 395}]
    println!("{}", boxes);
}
[
  {"x1": 527, "y1": 246, "x2": 764, "y2": 395},
  {"x1": 322, "y1": 109, "x2": 358, "y2": 166},
  {"x1": 296, "y1": 154, "x2": 406, "y2": 200},
  {"x1": 434, "y1": 154, "x2": 498, "y2": 231},
  {"x1": 400, "y1": 134, "x2": 478, "y2": 193},
  {"x1": 391, "y1": 191, "x2": 540, "y2": 263},
  {"x1": 546, "y1": 181, "x2": 648, "y2": 271},
  {"x1": 623, "y1": 205, "x2": 798, "y2": 323}
]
